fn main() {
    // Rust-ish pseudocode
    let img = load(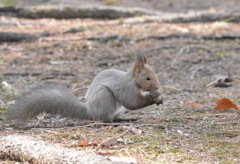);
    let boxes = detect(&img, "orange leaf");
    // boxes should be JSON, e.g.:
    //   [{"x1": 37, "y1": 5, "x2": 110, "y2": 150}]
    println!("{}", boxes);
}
[
  {"x1": 92, "y1": 141, "x2": 101, "y2": 146},
  {"x1": 92, "y1": 117, "x2": 98, "y2": 121},
  {"x1": 160, "y1": 116, "x2": 167, "y2": 121},
  {"x1": 183, "y1": 101, "x2": 203, "y2": 109},
  {"x1": 79, "y1": 140, "x2": 90, "y2": 147},
  {"x1": 214, "y1": 98, "x2": 239, "y2": 110}
]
